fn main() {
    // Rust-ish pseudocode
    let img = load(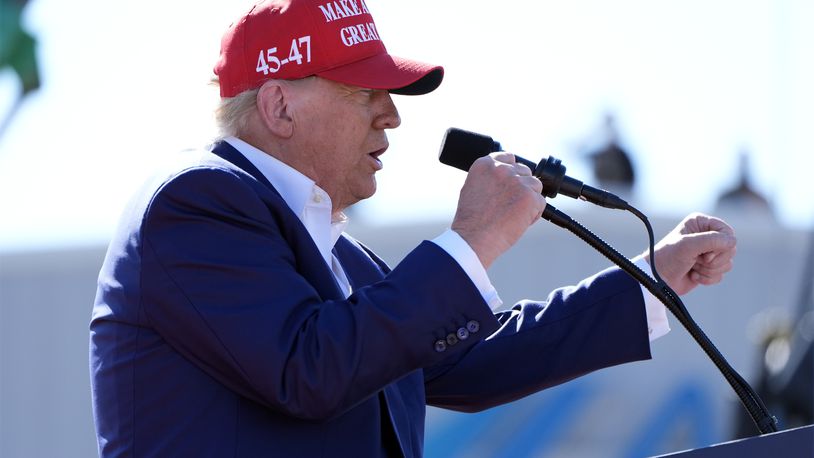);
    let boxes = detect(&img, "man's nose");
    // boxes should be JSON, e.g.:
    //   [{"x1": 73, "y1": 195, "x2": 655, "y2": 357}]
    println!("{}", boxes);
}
[{"x1": 373, "y1": 92, "x2": 401, "y2": 129}]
